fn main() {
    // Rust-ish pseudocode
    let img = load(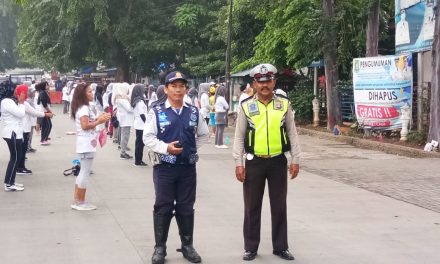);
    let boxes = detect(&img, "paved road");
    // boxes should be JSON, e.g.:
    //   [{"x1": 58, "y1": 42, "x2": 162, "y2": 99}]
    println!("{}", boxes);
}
[{"x1": 0, "y1": 105, "x2": 439, "y2": 264}]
